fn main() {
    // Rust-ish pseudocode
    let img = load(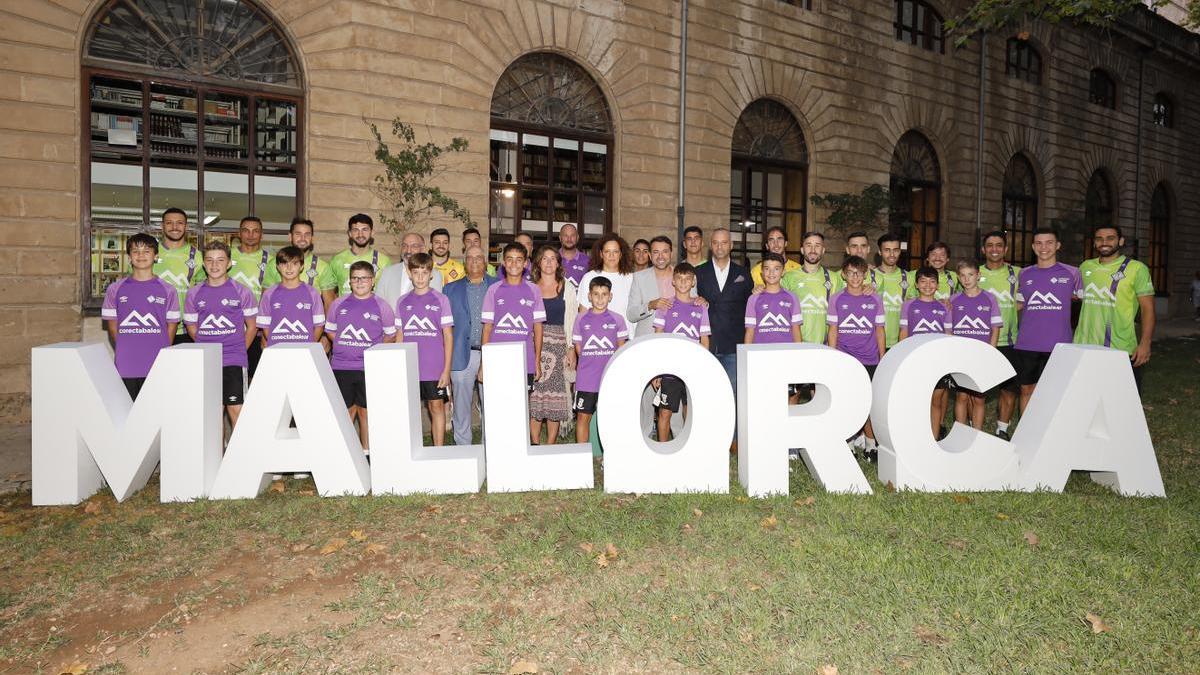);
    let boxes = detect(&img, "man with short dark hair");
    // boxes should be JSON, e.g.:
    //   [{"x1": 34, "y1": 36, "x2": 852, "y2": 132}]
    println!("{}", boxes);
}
[
  {"x1": 461, "y1": 227, "x2": 496, "y2": 276},
  {"x1": 781, "y1": 231, "x2": 845, "y2": 346},
  {"x1": 430, "y1": 227, "x2": 465, "y2": 284},
  {"x1": 683, "y1": 225, "x2": 707, "y2": 266},
  {"x1": 288, "y1": 217, "x2": 337, "y2": 310},
  {"x1": 229, "y1": 216, "x2": 279, "y2": 378},
  {"x1": 1075, "y1": 225, "x2": 1155, "y2": 390},
  {"x1": 627, "y1": 235, "x2": 695, "y2": 337},
  {"x1": 874, "y1": 232, "x2": 910, "y2": 349},
  {"x1": 153, "y1": 207, "x2": 204, "y2": 344},
  {"x1": 978, "y1": 230, "x2": 1021, "y2": 439},
  {"x1": 330, "y1": 213, "x2": 392, "y2": 295},
  {"x1": 558, "y1": 223, "x2": 590, "y2": 284},
  {"x1": 750, "y1": 225, "x2": 800, "y2": 289}
]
